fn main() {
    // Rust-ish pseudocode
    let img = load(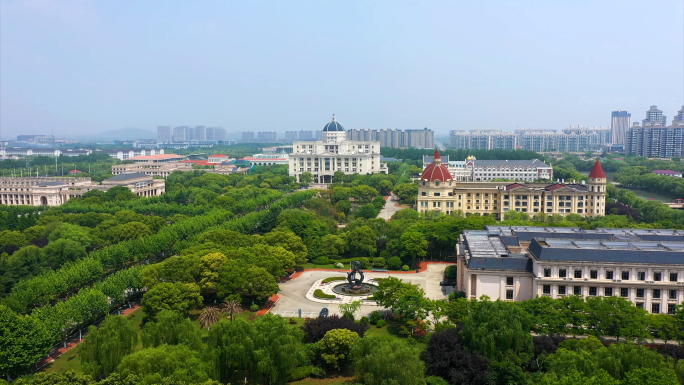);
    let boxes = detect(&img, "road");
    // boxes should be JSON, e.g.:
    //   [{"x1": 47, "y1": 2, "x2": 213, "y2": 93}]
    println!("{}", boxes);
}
[
  {"x1": 271, "y1": 263, "x2": 454, "y2": 318},
  {"x1": 377, "y1": 194, "x2": 404, "y2": 220}
]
